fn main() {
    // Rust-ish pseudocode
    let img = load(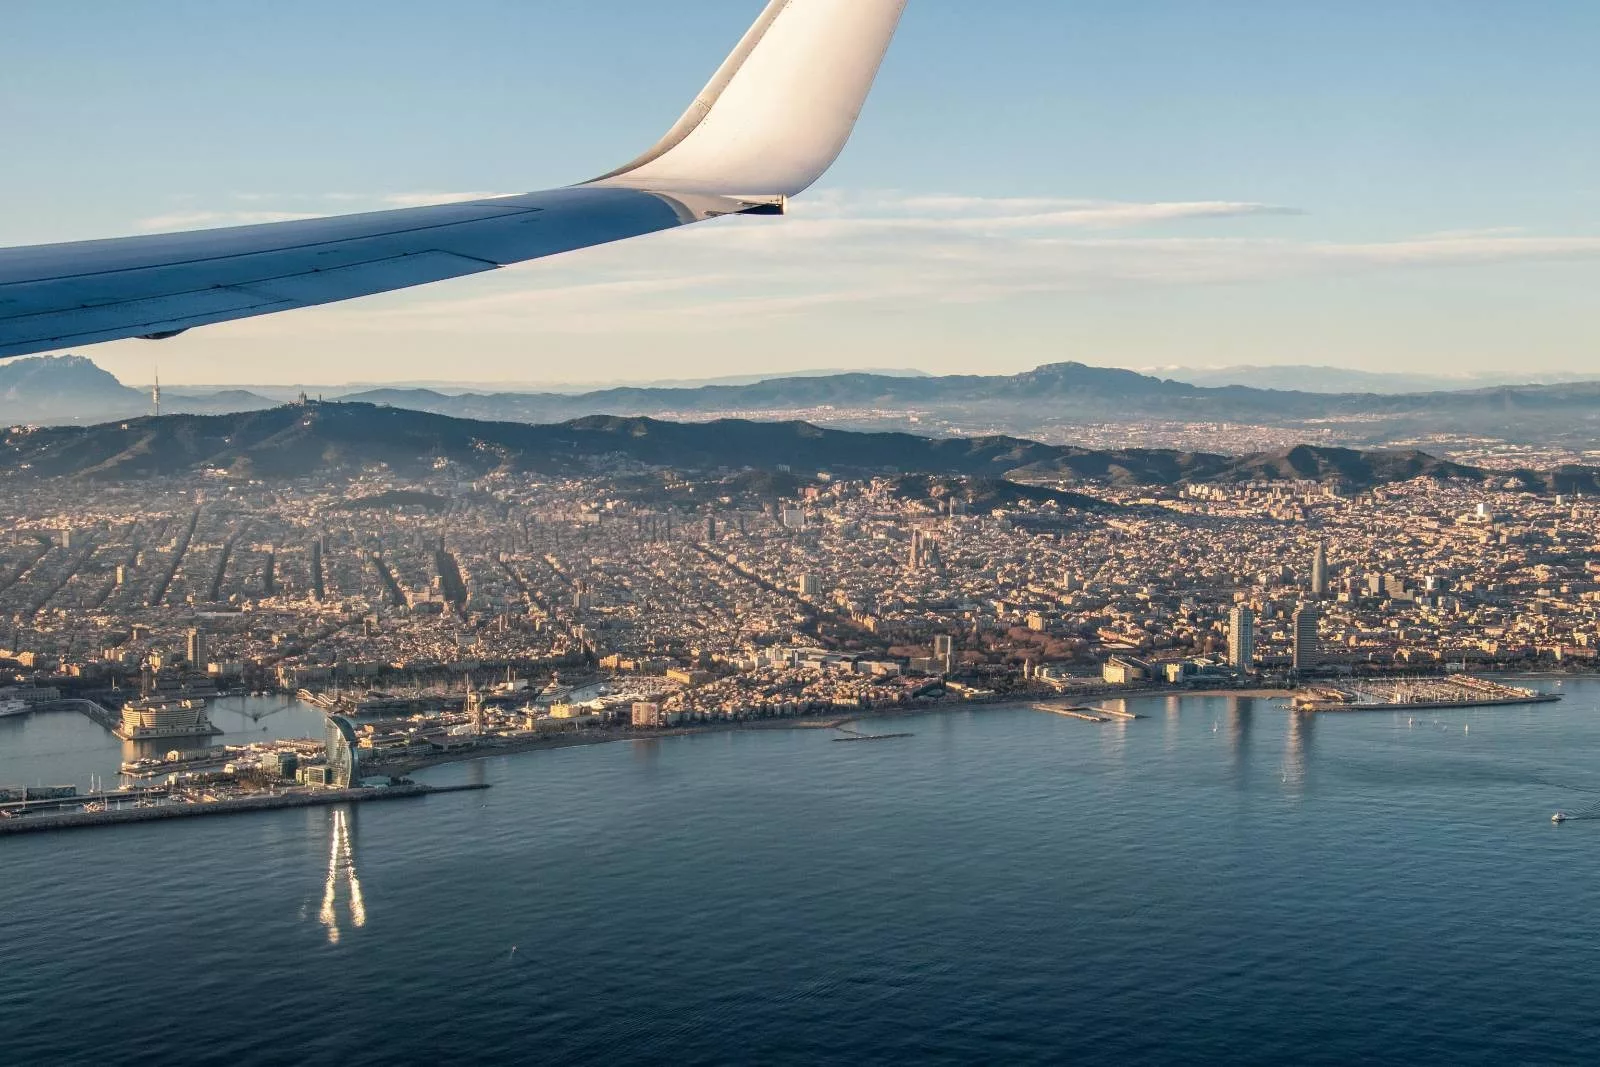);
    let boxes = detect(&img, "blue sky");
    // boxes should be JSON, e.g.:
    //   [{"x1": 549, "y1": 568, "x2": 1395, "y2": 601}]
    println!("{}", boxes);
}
[{"x1": 3, "y1": 0, "x2": 1597, "y2": 385}]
